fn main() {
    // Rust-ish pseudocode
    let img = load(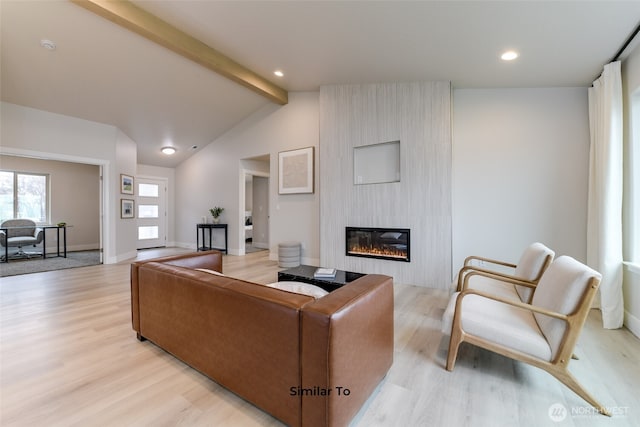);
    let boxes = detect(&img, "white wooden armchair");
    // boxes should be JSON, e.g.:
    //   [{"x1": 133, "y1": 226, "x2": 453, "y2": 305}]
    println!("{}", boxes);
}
[
  {"x1": 444, "y1": 256, "x2": 610, "y2": 416},
  {"x1": 454, "y1": 242, "x2": 555, "y2": 303},
  {"x1": 443, "y1": 243, "x2": 555, "y2": 335}
]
